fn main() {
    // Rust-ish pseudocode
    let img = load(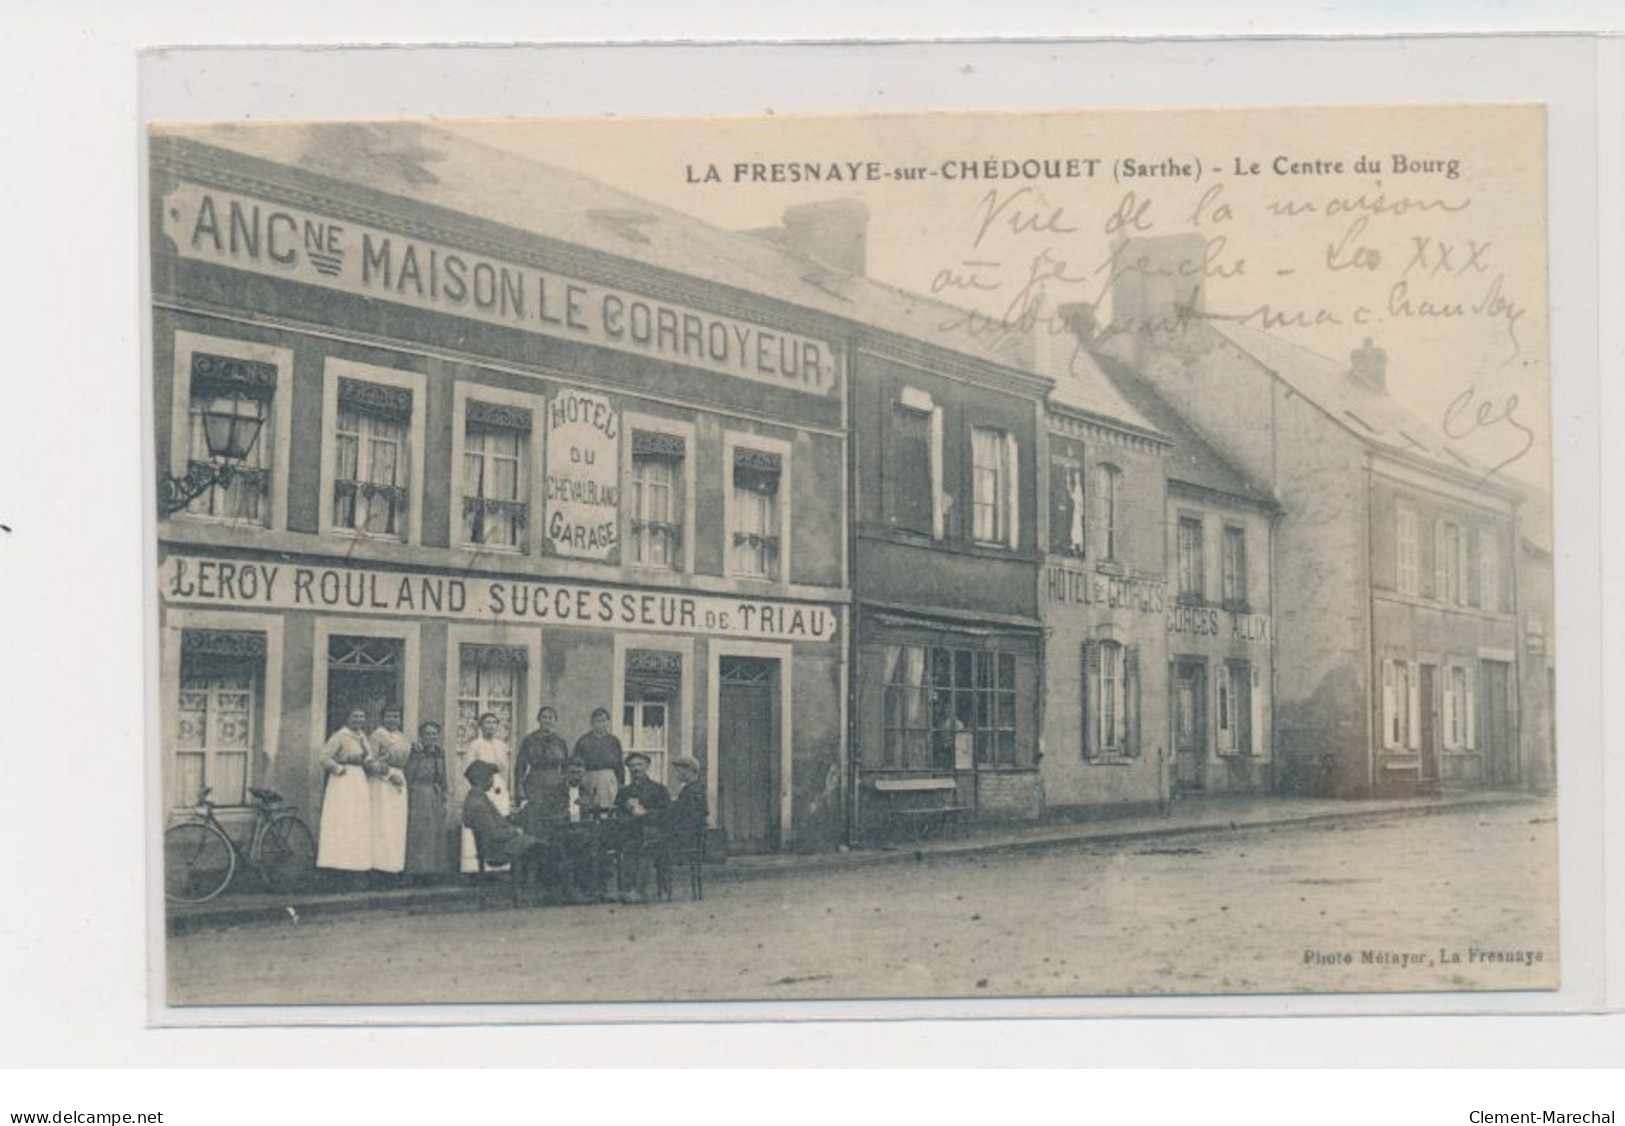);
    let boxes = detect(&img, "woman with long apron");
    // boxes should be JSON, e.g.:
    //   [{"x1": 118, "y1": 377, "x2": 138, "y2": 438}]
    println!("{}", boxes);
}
[
  {"x1": 316, "y1": 708, "x2": 374, "y2": 879},
  {"x1": 456, "y1": 712, "x2": 512, "y2": 873},
  {"x1": 368, "y1": 706, "x2": 412, "y2": 879}
]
